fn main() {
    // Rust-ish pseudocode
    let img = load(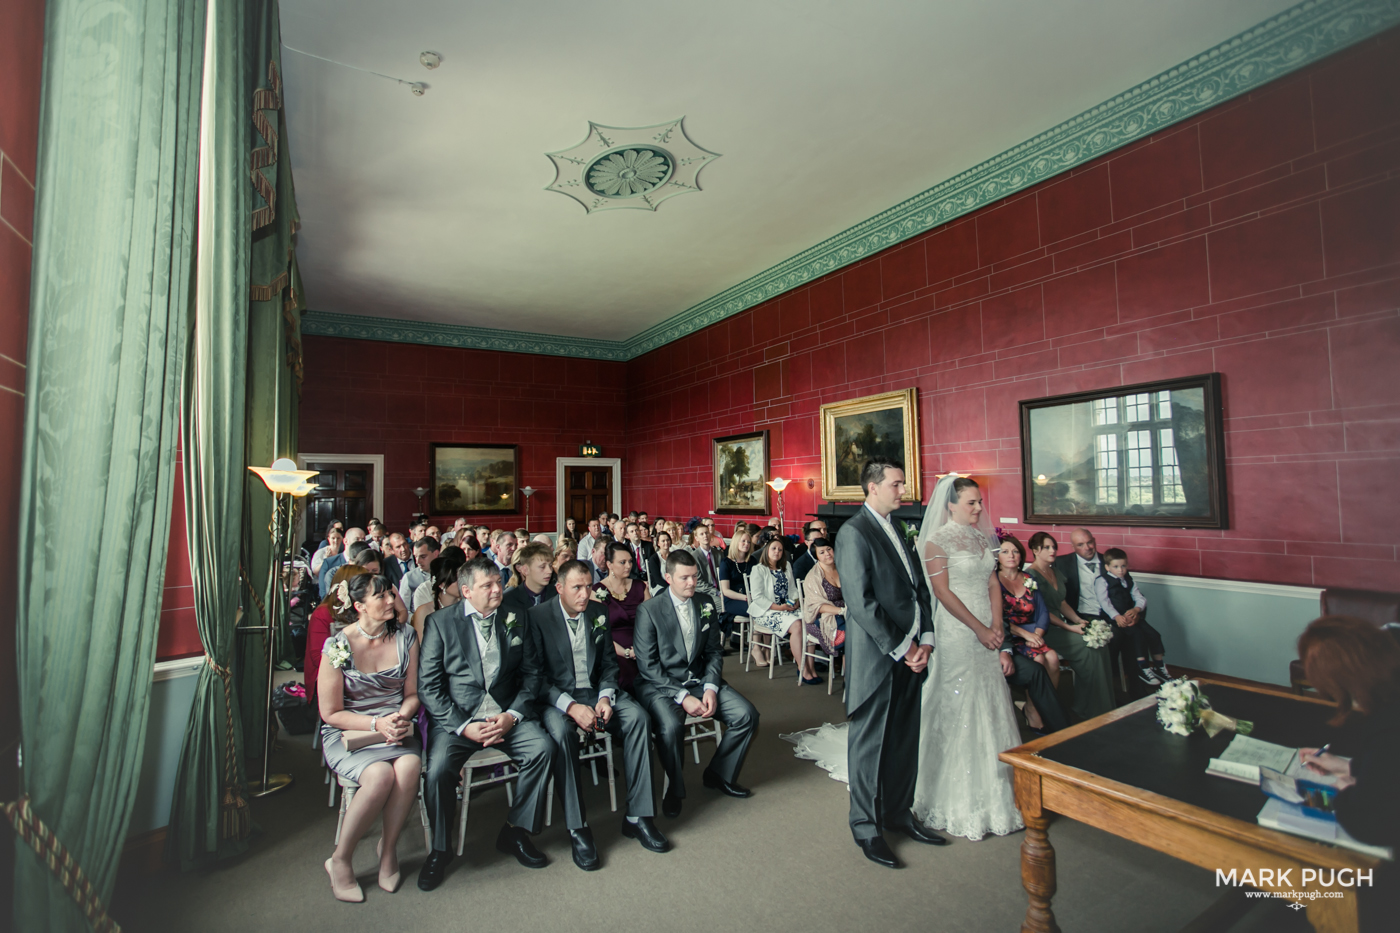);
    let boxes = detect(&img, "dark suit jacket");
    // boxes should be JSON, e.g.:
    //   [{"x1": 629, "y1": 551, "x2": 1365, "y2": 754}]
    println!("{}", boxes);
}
[
  {"x1": 633, "y1": 591, "x2": 724, "y2": 706},
  {"x1": 642, "y1": 551, "x2": 664, "y2": 589},
  {"x1": 527, "y1": 600, "x2": 619, "y2": 710},
  {"x1": 382, "y1": 555, "x2": 410, "y2": 588},
  {"x1": 1054, "y1": 551, "x2": 1103, "y2": 619},
  {"x1": 624, "y1": 541, "x2": 653, "y2": 581},
  {"x1": 791, "y1": 550, "x2": 816, "y2": 585},
  {"x1": 500, "y1": 583, "x2": 557, "y2": 622},
  {"x1": 832, "y1": 505, "x2": 935, "y2": 714},
  {"x1": 418, "y1": 601, "x2": 541, "y2": 734}
]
